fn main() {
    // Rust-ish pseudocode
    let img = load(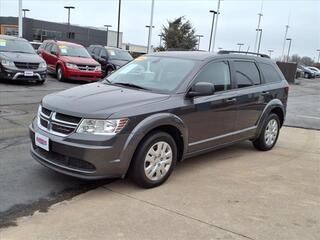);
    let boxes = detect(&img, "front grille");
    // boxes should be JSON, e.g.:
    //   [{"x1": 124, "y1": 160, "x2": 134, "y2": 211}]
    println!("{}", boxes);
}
[
  {"x1": 34, "y1": 146, "x2": 96, "y2": 172},
  {"x1": 76, "y1": 64, "x2": 96, "y2": 71},
  {"x1": 14, "y1": 62, "x2": 39, "y2": 69},
  {"x1": 38, "y1": 106, "x2": 81, "y2": 137}
]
